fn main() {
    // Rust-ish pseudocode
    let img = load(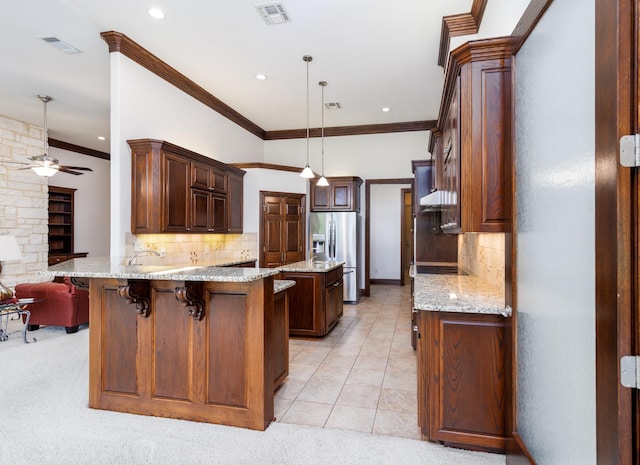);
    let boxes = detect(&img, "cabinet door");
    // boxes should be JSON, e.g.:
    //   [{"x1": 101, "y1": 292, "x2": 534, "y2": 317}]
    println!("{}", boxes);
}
[
  {"x1": 227, "y1": 173, "x2": 243, "y2": 233},
  {"x1": 441, "y1": 78, "x2": 461, "y2": 233},
  {"x1": 163, "y1": 152, "x2": 190, "y2": 232},
  {"x1": 310, "y1": 184, "x2": 330, "y2": 211},
  {"x1": 211, "y1": 194, "x2": 227, "y2": 233},
  {"x1": 325, "y1": 277, "x2": 343, "y2": 332},
  {"x1": 190, "y1": 189, "x2": 210, "y2": 232},
  {"x1": 330, "y1": 182, "x2": 353, "y2": 210},
  {"x1": 191, "y1": 161, "x2": 211, "y2": 190}
]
